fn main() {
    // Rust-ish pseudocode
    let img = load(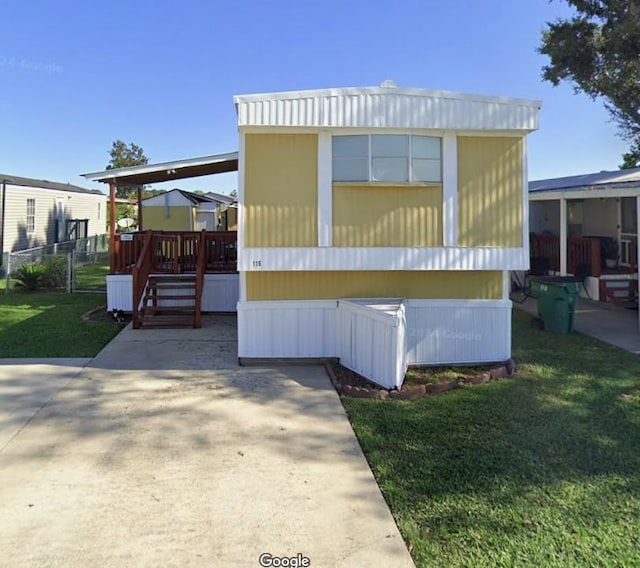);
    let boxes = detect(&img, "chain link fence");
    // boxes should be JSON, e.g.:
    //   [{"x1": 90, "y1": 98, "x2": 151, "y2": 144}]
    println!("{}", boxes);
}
[{"x1": 4, "y1": 234, "x2": 109, "y2": 294}]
